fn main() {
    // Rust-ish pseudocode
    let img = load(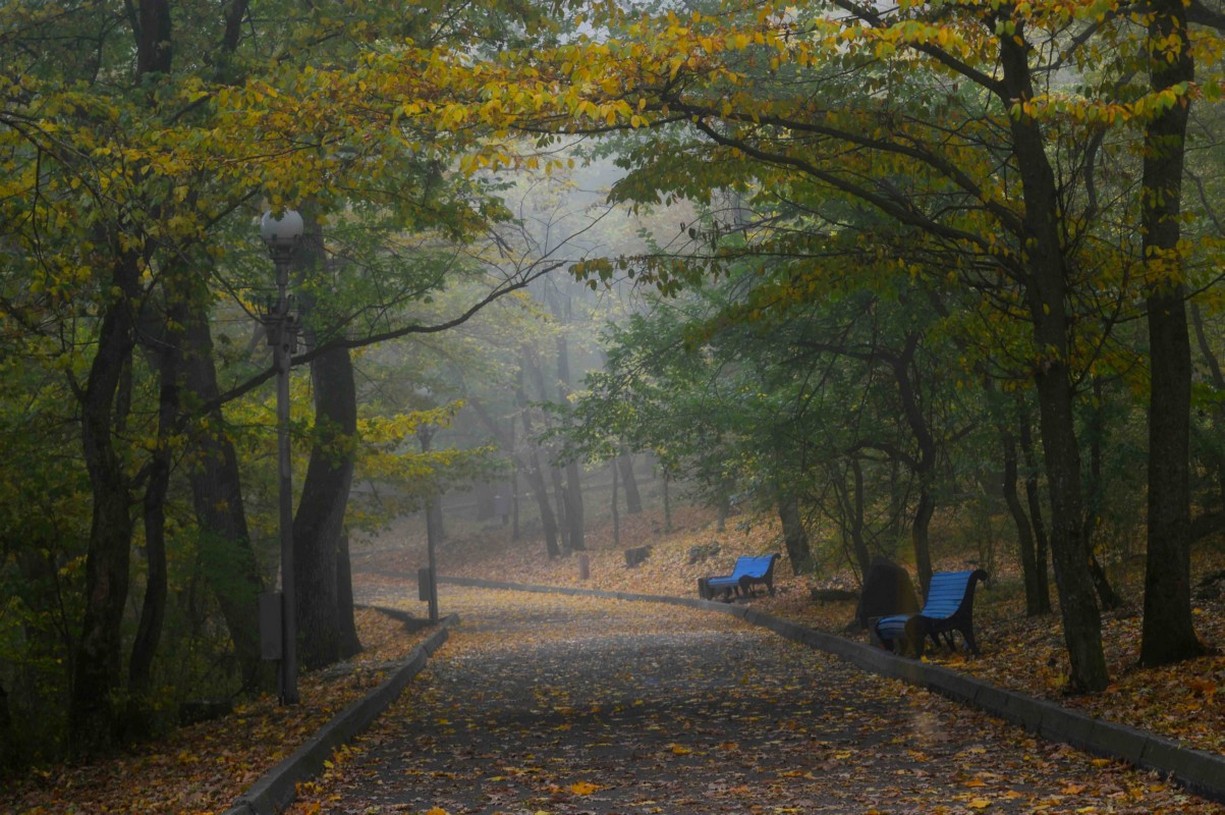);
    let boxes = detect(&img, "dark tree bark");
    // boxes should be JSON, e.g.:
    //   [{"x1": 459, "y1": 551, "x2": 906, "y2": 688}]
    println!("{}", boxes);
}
[
  {"x1": 1081, "y1": 381, "x2": 1123, "y2": 611},
  {"x1": 69, "y1": 252, "x2": 140, "y2": 756},
  {"x1": 513, "y1": 375, "x2": 563, "y2": 558},
  {"x1": 183, "y1": 310, "x2": 266, "y2": 690},
  {"x1": 126, "y1": 294, "x2": 186, "y2": 738},
  {"x1": 777, "y1": 493, "x2": 814, "y2": 574},
  {"x1": 835, "y1": 458, "x2": 873, "y2": 578},
  {"x1": 1190, "y1": 303, "x2": 1225, "y2": 510},
  {"x1": 618, "y1": 449, "x2": 643, "y2": 514},
  {"x1": 890, "y1": 334, "x2": 935, "y2": 595},
  {"x1": 1000, "y1": 26, "x2": 1109, "y2": 692},
  {"x1": 1139, "y1": 0, "x2": 1206, "y2": 666},
  {"x1": 1001, "y1": 426, "x2": 1049, "y2": 616},
  {"x1": 68, "y1": 0, "x2": 174, "y2": 754},
  {"x1": 293, "y1": 342, "x2": 358, "y2": 670},
  {"x1": 1018, "y1": 409, "x2": 1052, "y2": 612},
  {"x1": 521, "y1": 351, "x2": 570, "y2": 555}
]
